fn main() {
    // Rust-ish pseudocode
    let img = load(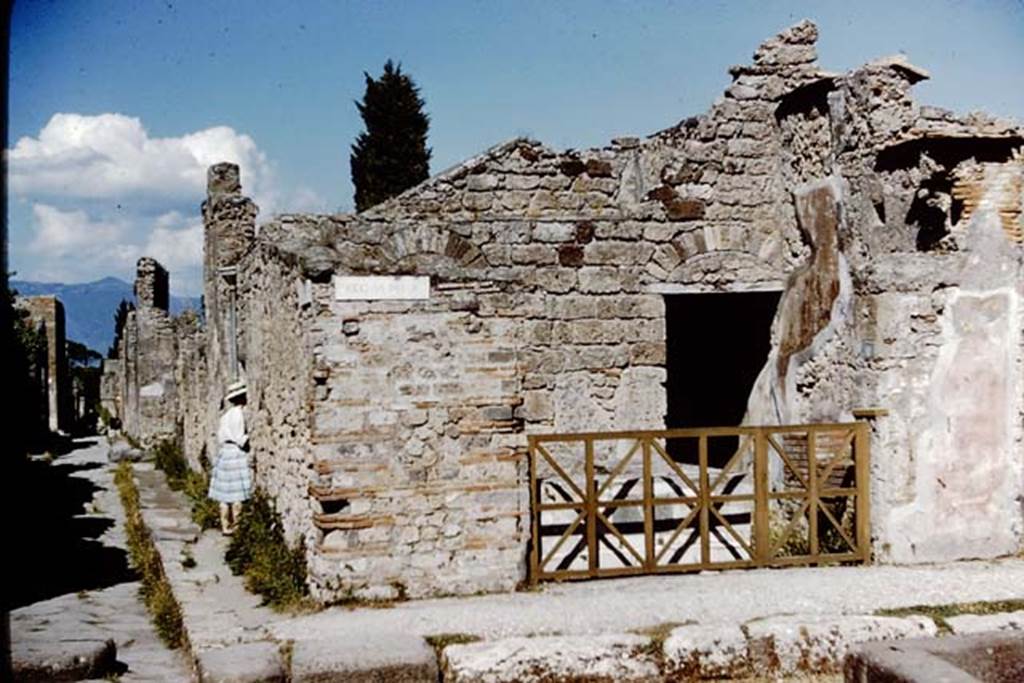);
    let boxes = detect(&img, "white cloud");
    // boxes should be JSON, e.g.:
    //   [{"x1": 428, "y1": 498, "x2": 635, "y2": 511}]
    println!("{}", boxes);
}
[
  {"x1": 22, "y1": 204, "x2": 204, "y2": 295},
  {"x1": 29, "y1": 203, "x2": 126, "y2": 255},
  {"x1": 143, "y1": 211, "x2": 204, "y2": 292},
  {"x1": 23, "y1": 203, "x2": 139, "y2": 285},
  {"x1": 9, "y1": 112, "x2": 275, "y2": 211},
  {"x1": 9, "y1": 112, "x2": 327, "y2": 295}
]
